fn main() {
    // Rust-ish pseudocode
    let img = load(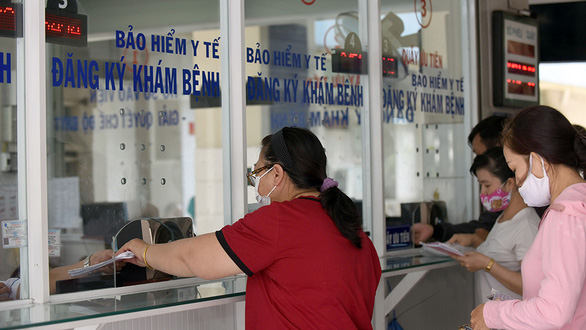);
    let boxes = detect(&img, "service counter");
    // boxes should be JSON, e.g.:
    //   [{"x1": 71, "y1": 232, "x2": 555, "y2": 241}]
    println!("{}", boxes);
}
[{"x1": 0, "y1": 251, "x2": 473, "y2": 329}]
